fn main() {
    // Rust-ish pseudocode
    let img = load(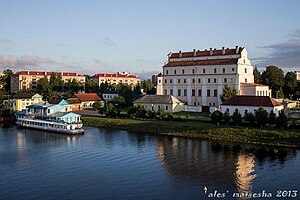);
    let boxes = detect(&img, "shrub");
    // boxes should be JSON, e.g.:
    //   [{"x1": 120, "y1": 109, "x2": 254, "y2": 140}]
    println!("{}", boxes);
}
[{"x1": 210, "y1": 110, "x2": 223, "y2": 125}]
